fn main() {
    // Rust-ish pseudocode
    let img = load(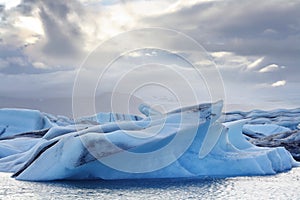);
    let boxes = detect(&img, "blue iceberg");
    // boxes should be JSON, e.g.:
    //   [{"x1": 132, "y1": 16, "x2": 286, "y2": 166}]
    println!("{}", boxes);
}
[{"x1": 0, "y1": 101, "x2": 299, "y2": 181}]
